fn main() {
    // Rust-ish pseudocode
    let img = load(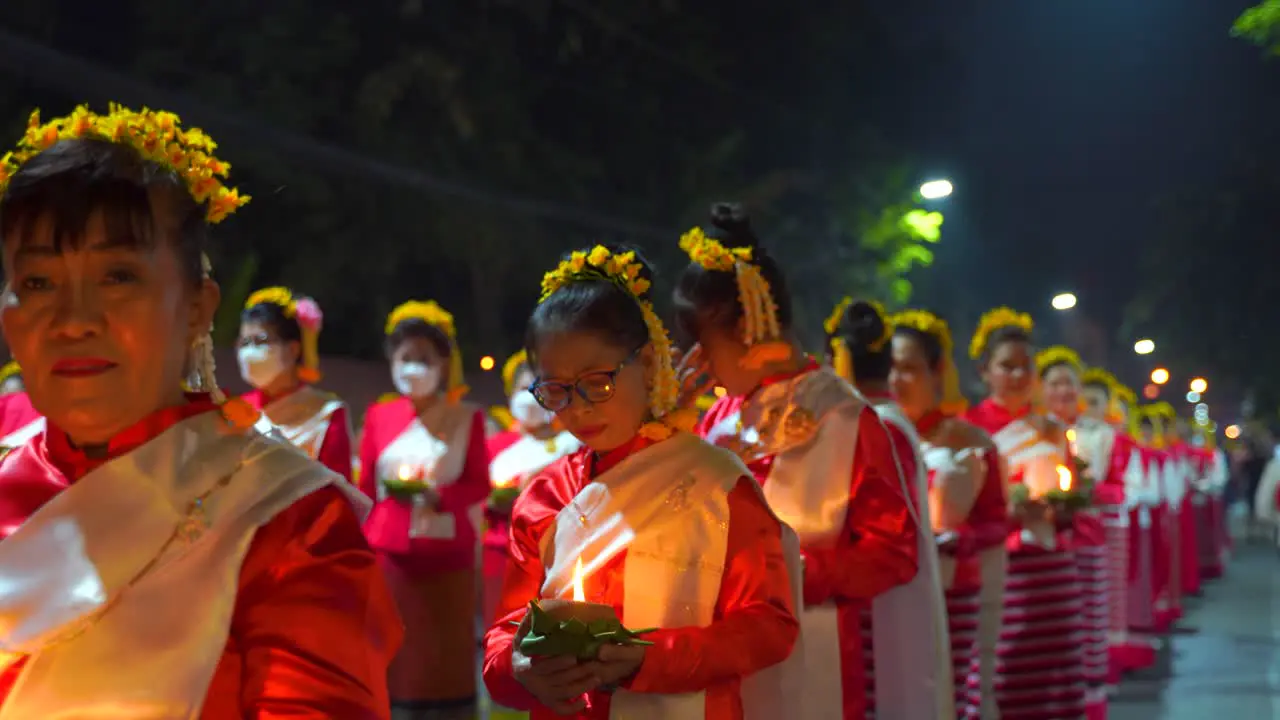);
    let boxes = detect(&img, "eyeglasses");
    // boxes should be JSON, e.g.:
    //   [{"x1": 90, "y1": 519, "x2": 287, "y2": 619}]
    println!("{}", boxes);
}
[{"x1": 529, "y1": 350, "x2": 639, "y2": 412}]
